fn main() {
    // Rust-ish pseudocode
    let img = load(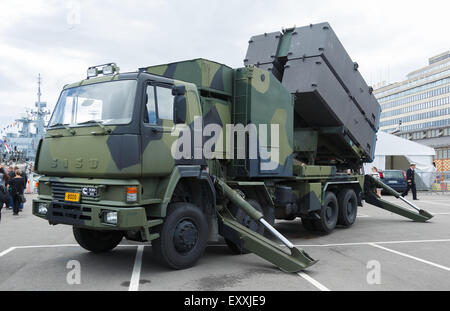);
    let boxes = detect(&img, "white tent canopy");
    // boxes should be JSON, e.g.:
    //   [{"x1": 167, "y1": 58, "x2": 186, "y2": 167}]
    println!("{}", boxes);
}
[{"x1": 364, "y1": 131, "x2": 436, "y2": 189}]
